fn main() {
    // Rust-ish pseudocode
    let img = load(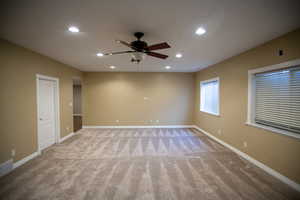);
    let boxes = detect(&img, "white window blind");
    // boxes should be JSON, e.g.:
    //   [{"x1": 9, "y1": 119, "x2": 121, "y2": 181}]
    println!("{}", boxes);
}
[
  {"x1": 254, "y1": 66, "x2": 300, "y2": 134},
  {"x1": 200, "y1": 78, "x2": 219, "y2": 115}
]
